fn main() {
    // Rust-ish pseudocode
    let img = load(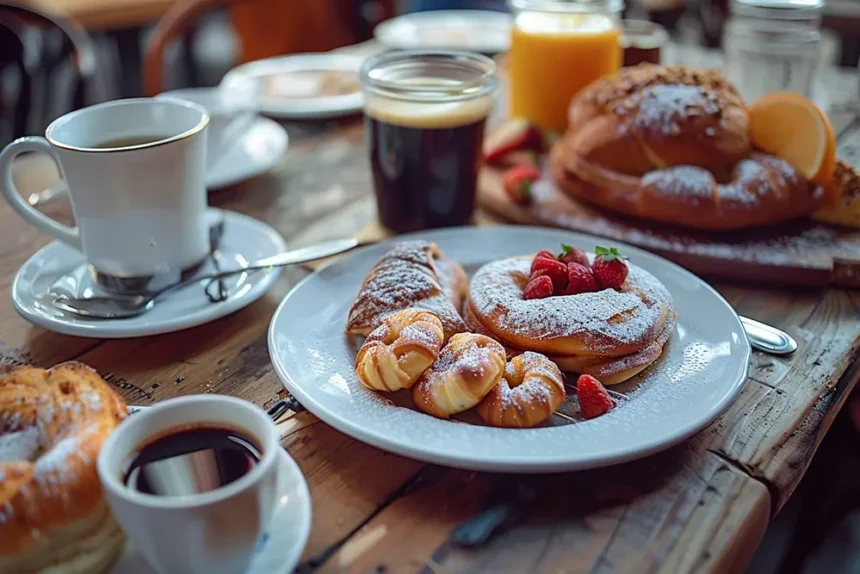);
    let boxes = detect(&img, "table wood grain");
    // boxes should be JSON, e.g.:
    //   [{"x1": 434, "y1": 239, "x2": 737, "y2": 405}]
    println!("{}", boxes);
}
[{"x1": 3, "y1": 44, "x2": 860, "y2": 573}]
